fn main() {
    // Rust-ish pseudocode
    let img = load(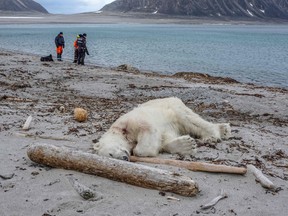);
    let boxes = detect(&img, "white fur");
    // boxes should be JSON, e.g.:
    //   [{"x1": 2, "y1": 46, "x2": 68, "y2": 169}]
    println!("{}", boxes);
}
[{"x1": 93, "y1": 97, "x2": 231, "y2": 160}]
